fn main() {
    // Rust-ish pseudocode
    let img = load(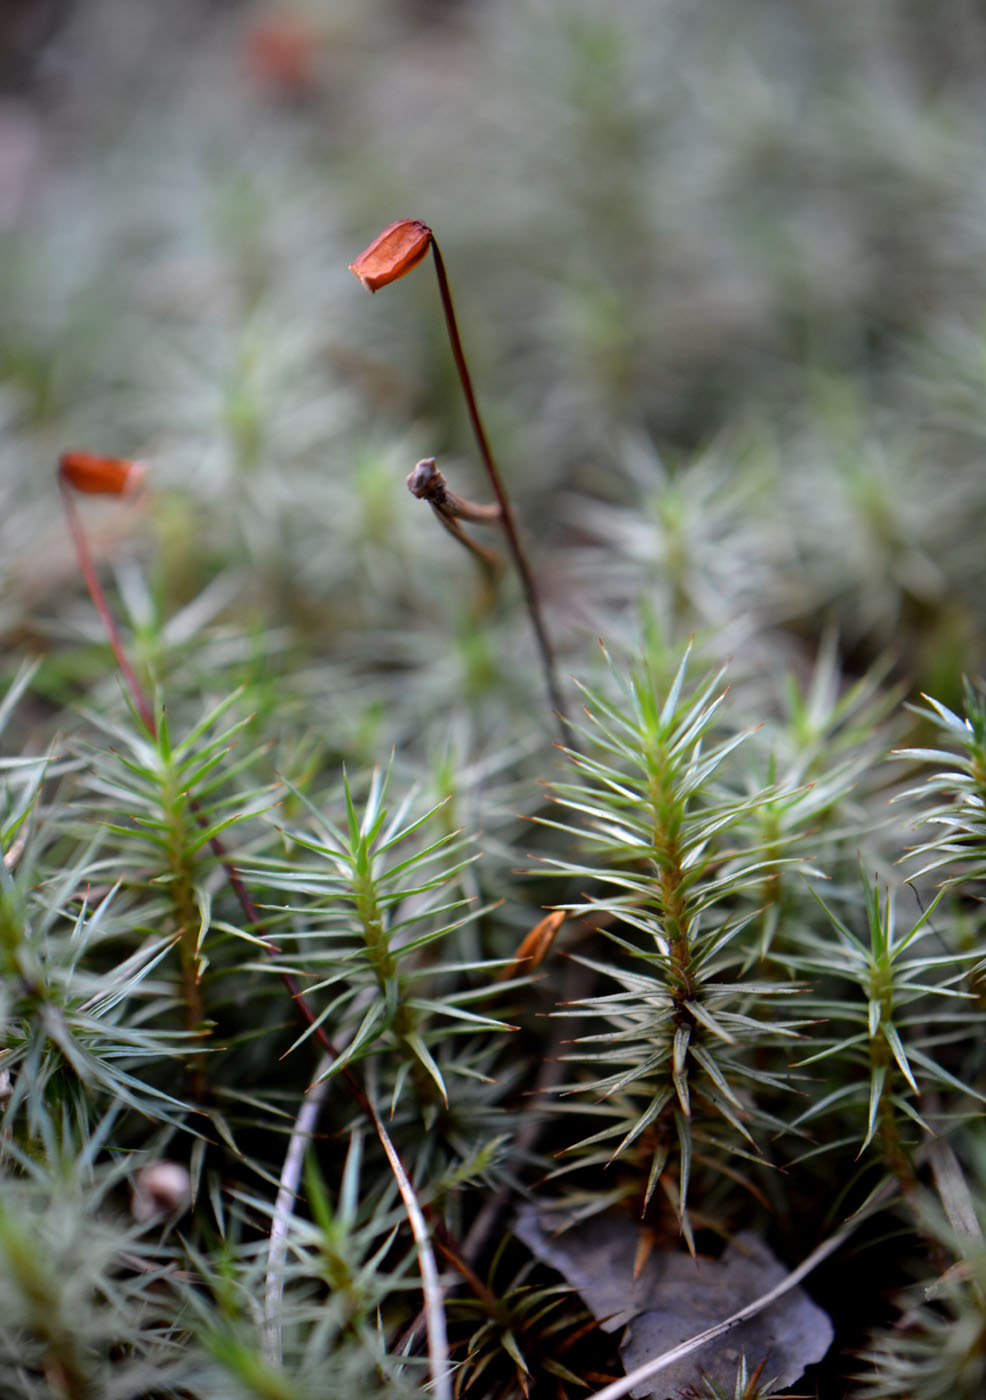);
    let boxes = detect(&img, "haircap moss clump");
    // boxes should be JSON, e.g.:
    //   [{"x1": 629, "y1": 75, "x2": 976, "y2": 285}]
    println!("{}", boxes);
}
[{"x1": 1, "y1": 4, "x2": 986, "y2": 1397}]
